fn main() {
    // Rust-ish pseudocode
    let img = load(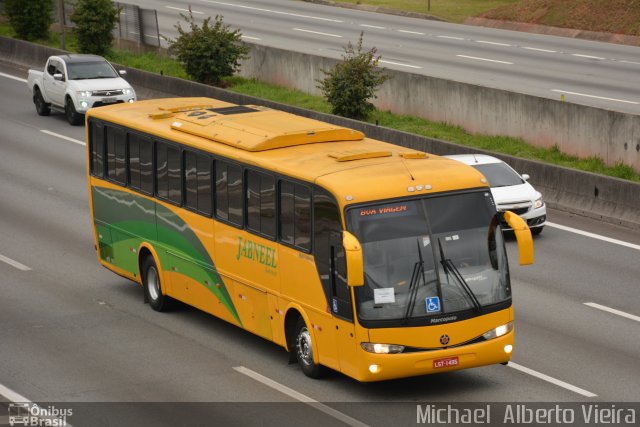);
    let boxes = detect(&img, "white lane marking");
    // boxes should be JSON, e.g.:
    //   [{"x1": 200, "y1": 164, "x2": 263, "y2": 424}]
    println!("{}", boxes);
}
[
  {"x1": 572, "y1": 53, "x2": 605, "y2": 60},
  {"x1": 360, "y1": 24, "x2": 385, "y2": 29},
  {"x1": 200, "y1": 0, "x2": 343, "y2": 22},
  {"x1": 522, "y1": 46, "x2": 557, "y2": 53},
  {"x1": 398, "y1": 29, "x2": 424, "y2": 35},
  {"x1": 0, "y1": 253, "x2": 32, "y2": 271},
  {"x1": 546, "y1": 221, "x2": 640, "y2": 251},
  {"x1": 234, "y1": 366, "x2": 368, "y2": 427},
  {"x1": 40, "y1": 130, "x2": 86, "y2": 146},
  {"x1": 0, "y1": 383, "x2": 31, "y2": 403},
  {"x1": 0, "y1": 383, "x2": 75, "y2": 426},
  {"x1": 166, "y1": 6, "x2": 203, "y2": 14},
  {"x1": 584, "y1": 302, "x2": 640, "y2": 323},
  {"x1": 476, "y1": 40, "x2": 511, "y2": 47},
  {"x1": 456, "y1": 55, "x2": 514, "y2": 65},
  {"x1": 292, "y1": 28, "x2": 342, "y2": 38},
  {"x1": 437, "y1": 35, "x2": 464, "y2": 40},
  {"x1": 507, "y1": 362, "x2": 597, "y2": 398},
  {"x1": 0, "y1": 71, "x2": 27, "y2": 83},
  {"x1": 378, "y1": 60, "x2": 422, "y2": 69},
  {"x1": 551, "y1": 89, "x2": 639, "y2": 105},
  {"x1": 620, "y1": 59, "x2": 640, "y2": 65},
  {"x1": 241, "y1": 35, "x2": 261, "y2": 41}
]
